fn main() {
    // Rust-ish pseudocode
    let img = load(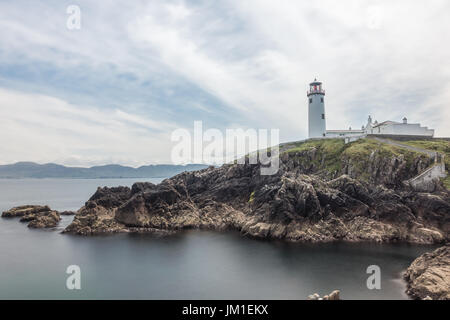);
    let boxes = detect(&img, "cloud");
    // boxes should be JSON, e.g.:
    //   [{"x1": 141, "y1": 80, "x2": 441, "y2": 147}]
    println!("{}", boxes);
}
[
  {"x1": 126, "y1": 0, "x2": 450, "y2": 136},
  {"x1": 0, "y1": 0, "x2": 449, "y2": 166},
  {"x1": 0, "y1": 87, "x2": 177, "y2": 166}
]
